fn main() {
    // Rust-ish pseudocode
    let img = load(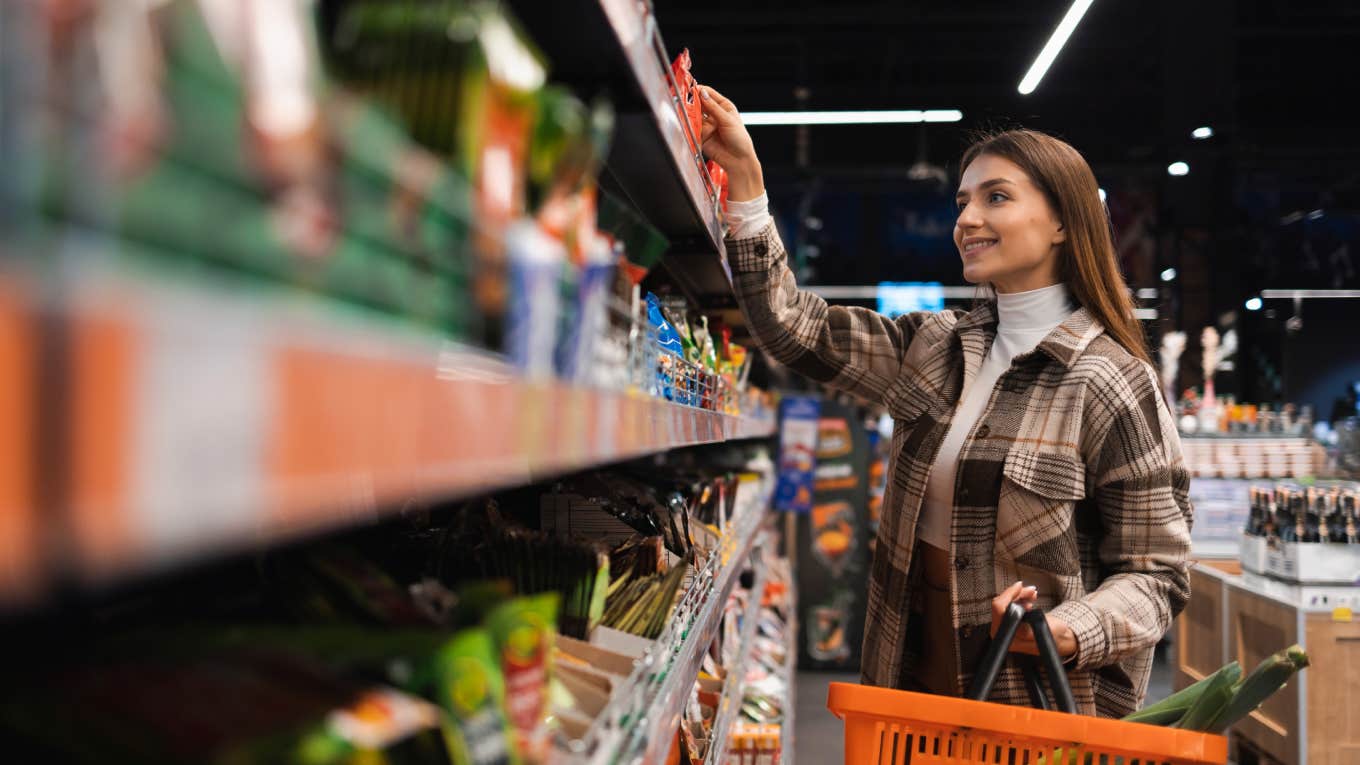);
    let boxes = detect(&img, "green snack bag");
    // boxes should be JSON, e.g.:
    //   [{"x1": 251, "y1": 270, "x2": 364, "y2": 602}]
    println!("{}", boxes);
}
[
  {"x1": 432, "y1": 629, "x2": 518, "y2": 765},
  {"x1": 485, "y1": 594, "x2": 559, "y2": 763}
]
